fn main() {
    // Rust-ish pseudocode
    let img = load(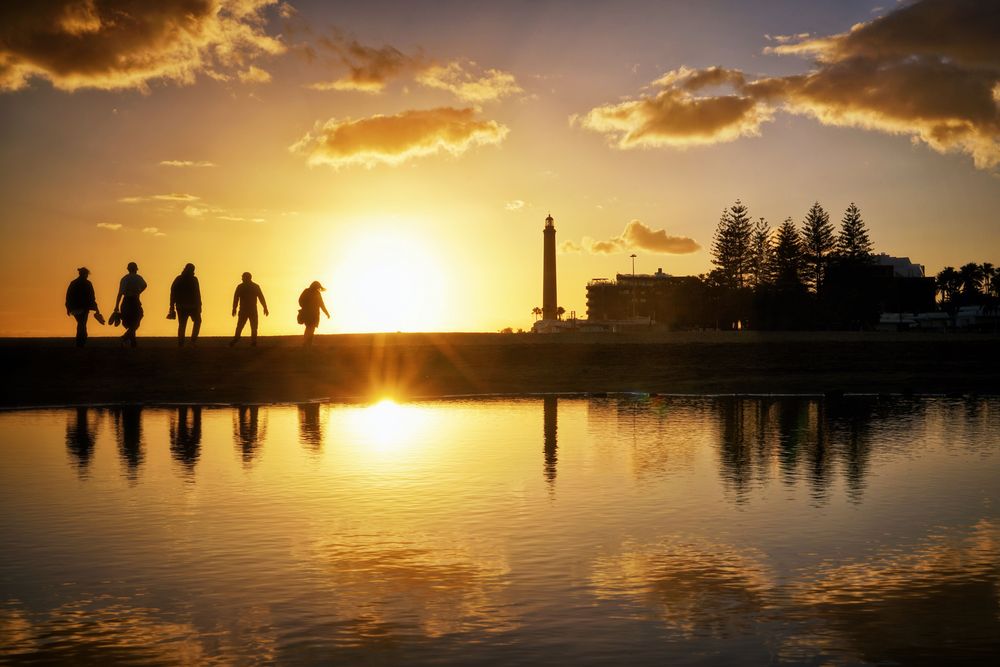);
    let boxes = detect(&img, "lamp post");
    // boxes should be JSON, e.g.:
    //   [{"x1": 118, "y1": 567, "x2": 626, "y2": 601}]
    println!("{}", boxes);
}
[{"x1": 629, "y1": 254, "x2": 637, "y2": 318}]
